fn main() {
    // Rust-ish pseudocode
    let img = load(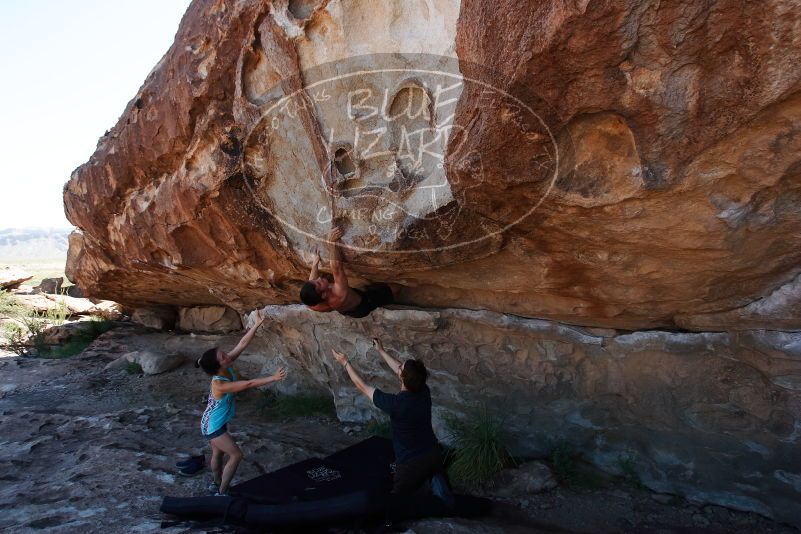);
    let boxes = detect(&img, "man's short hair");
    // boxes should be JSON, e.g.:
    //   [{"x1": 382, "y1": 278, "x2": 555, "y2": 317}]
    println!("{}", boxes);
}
[
  {"x1": 401, "y1": 359, "x2": 428, "y2": 392},
  {"x1": 300, "y1": 281, "x2": 323, "y2": 306}
]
